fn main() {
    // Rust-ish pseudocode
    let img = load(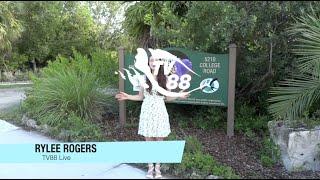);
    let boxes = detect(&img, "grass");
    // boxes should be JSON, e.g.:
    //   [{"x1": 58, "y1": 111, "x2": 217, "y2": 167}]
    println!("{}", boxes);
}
[
  {"x1": 0, "y1": 103, "x2": 107, "y2": 142},
  {"x1": 0, "y1": 84, "x2": 33, "y2": 89},
  {"x1": 0, "y1": 104, "x2": 25, "y2": 126}
]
